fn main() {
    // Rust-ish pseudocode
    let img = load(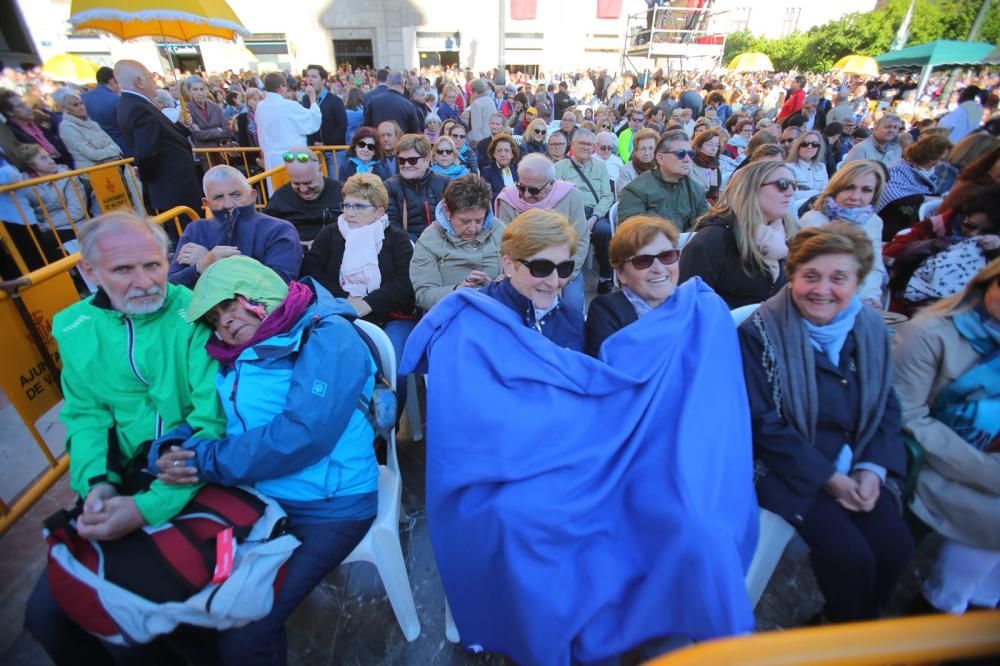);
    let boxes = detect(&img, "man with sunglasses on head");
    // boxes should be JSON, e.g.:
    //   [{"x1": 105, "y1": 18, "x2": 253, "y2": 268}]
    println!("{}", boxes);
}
[
  {"x1": 618, "y1": 130, "x2": 708, "y2": 233},
  {"x1": 169, "y1": 165, "x2": 302, "y2": 288},
  {"x1": 263, "y1": 146, "x2": 343, "y2": 244}
]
